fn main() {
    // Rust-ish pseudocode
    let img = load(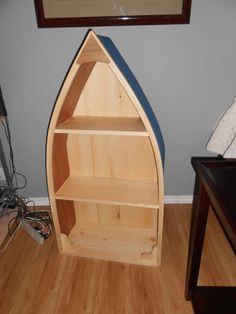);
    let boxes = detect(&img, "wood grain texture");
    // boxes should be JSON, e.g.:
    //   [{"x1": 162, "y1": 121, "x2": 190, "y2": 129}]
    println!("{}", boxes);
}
[
  {"x1": 55, "y1": 176, "x2": 159, "y2": 208},
  {"x1": 74, "y1": 202, "x2": 155, "y2": 229},
  {"x1": 52, "y1": 134, "x2": 69, "y2": 192},
  {"x1": 0, "y1": 204, "x2": 235, "y2": 313},
  {"x1": 66, "y1": 223, "x2": 157, "y2": 266},
  {"x1": 56, "y1": 62, "x2": 96, "y2": 126},
  {"x1": 56, "y1": 200, "x2": 76, "y2": 236},
  {"x1": 46, "y1": 31, "x2": 164, "y2": 266},
  {"x1": 55, "y1": 116, "x2": 148, "y2": 136},
  {"x1": 67, "y1": 135, "x2": 157, "y2": 181},
  {"x1": 73, "y1": 62, "x2": 139, "y2": 118}
]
